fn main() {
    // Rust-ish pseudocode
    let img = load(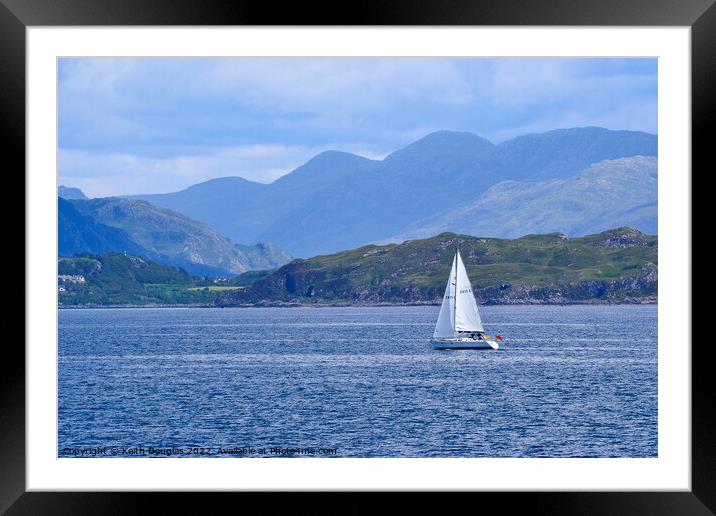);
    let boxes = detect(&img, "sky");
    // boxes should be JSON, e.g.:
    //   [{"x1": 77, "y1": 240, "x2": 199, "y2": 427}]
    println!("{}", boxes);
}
[{"x1": 58, "y1": 57, "x2": 657, "y2": 197}]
